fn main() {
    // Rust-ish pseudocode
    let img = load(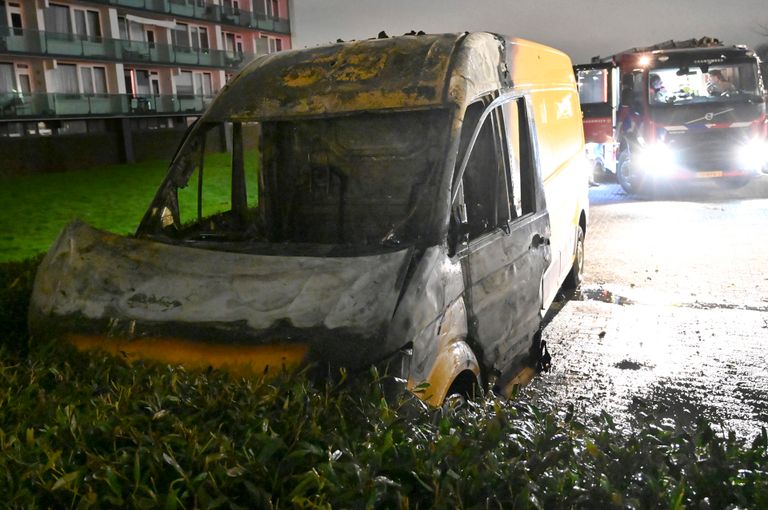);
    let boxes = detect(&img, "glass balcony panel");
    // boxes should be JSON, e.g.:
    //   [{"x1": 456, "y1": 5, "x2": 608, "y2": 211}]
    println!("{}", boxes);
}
[
  {"x1": 87, "y1": 94, "x2": 115, "y2": 114},
  {"x1": 169, "y1": 0, "x2": 195, "y2": 17},
  {"x1": 120, "y1": 40, "x2": 152, "y2": 62},
  {"x1": 118, "y1": 0, "x2": 151, "y2": 9},
  {"x1": 45, "y1": 32, "x2": 85, "y2": 57},
  {"x1": 201, "y1": 51, "x2": 219, "y2": 66},
  {"x1": 223, "y1": 51, "x2": 245, "y2": 69},
  {"x1": 177, "y1": 95, "x2": 203, "y2": 113},
  {"x1": 274, "y1": 18, "x2": 290, "y2": 33},
  {"x1": 1, "y1": 93, "x2": 30, "y2": 117},
  {"x1": 0, "y1": 27, "x2": 43, "y2": 53},
  {"x1": 155, "y1": 95, "x2": 178, "y2": 113},
  {"x1": 82, "y1": 36, "x2": 116, "y2": 59},
  {"x1": 173, "y1": 47, "x2": 199, "y2": 65},
  {"x1": 52, "y1": 93, "x2": 91, "y2": 115},
  {"x1": 150, "y1": 44, "x2": 173, "y2": 64},
  {"x1": 0, "y1": 93, "x2": 210, "y2": 118}
]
